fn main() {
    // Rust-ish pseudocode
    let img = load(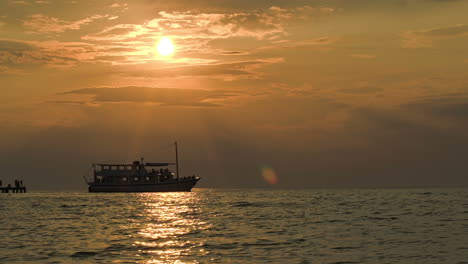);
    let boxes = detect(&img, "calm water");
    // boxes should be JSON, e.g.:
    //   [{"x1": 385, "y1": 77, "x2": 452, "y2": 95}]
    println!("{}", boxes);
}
[{"x1": 0, "y1": 189, "x2": 467, "y2": 264}]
